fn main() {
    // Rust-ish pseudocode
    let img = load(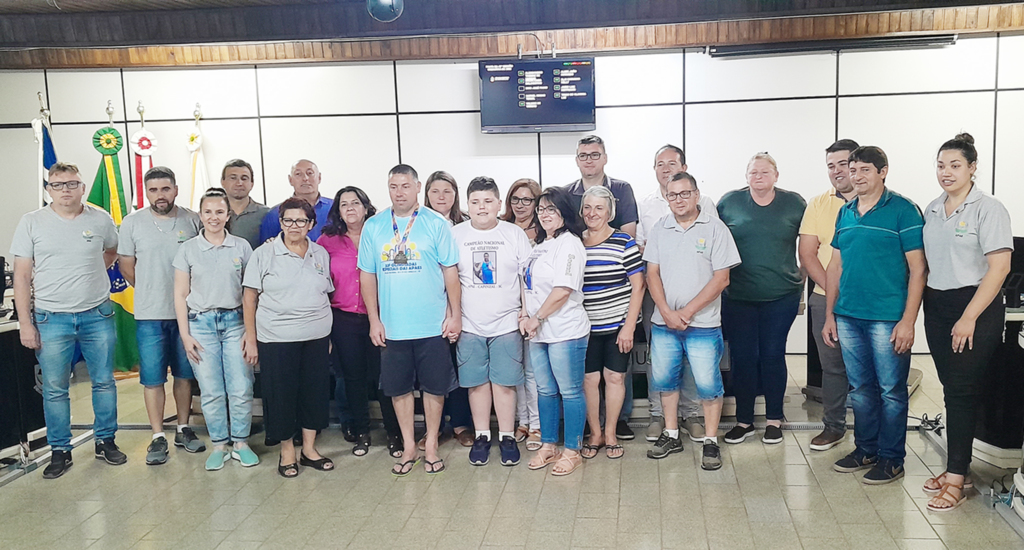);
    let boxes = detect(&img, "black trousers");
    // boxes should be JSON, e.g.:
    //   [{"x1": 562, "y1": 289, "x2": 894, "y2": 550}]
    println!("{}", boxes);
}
[
  {"x1": 330, "y1": 309, "x2": 399, "y2": 437},
  {"x1": 258, "y1": 336, "x2": 331, "y2": 445},
  {"x1": 923, "y1": 286, "x2": 1003, "y2": 476}
]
